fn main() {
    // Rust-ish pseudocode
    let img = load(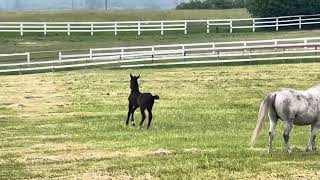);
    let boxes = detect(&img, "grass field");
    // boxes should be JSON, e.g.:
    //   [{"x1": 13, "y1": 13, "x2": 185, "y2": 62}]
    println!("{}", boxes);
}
[
  {"x1": 0, "y1": 9, "x2": 250, "y2": 22},
  {"x1": 1, "y1": 8, "x2": 320, "y2": 179},
  {"x1": 1, "y1": 63, "x2": 320, "y2": 179},
  {"x1": 2, "y1": 29, "x2": 320, "y2": 53}
]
